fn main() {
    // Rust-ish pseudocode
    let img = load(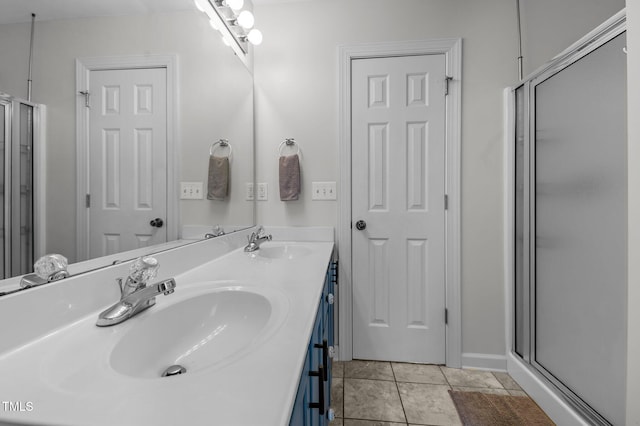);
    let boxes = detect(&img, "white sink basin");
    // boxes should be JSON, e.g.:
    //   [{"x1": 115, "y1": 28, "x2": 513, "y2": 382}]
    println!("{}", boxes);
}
[
  {"x1": 257, "y1": 243, "x2": 312, "y2": 260},
  {"x1": 110, "y1": 286, "x2": 286, "y2": 379}
]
